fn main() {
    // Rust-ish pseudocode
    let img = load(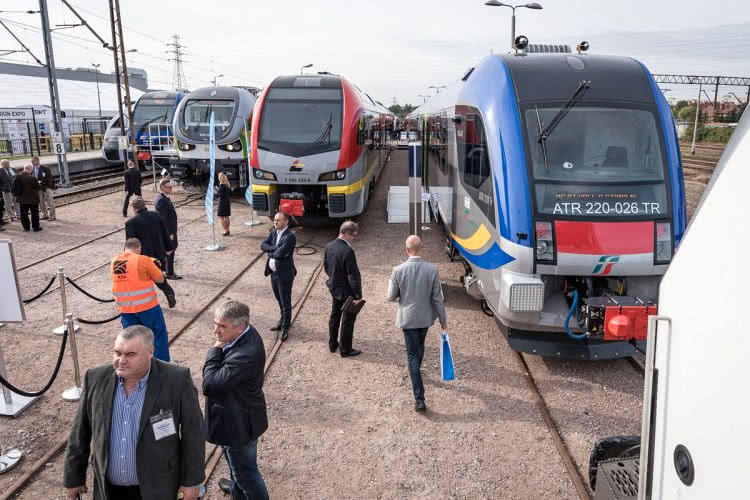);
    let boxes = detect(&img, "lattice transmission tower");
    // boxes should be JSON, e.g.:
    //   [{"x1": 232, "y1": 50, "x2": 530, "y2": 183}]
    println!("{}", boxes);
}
[{"x1": 167, "y1": 35, "x2": 188, "y2": 92}]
